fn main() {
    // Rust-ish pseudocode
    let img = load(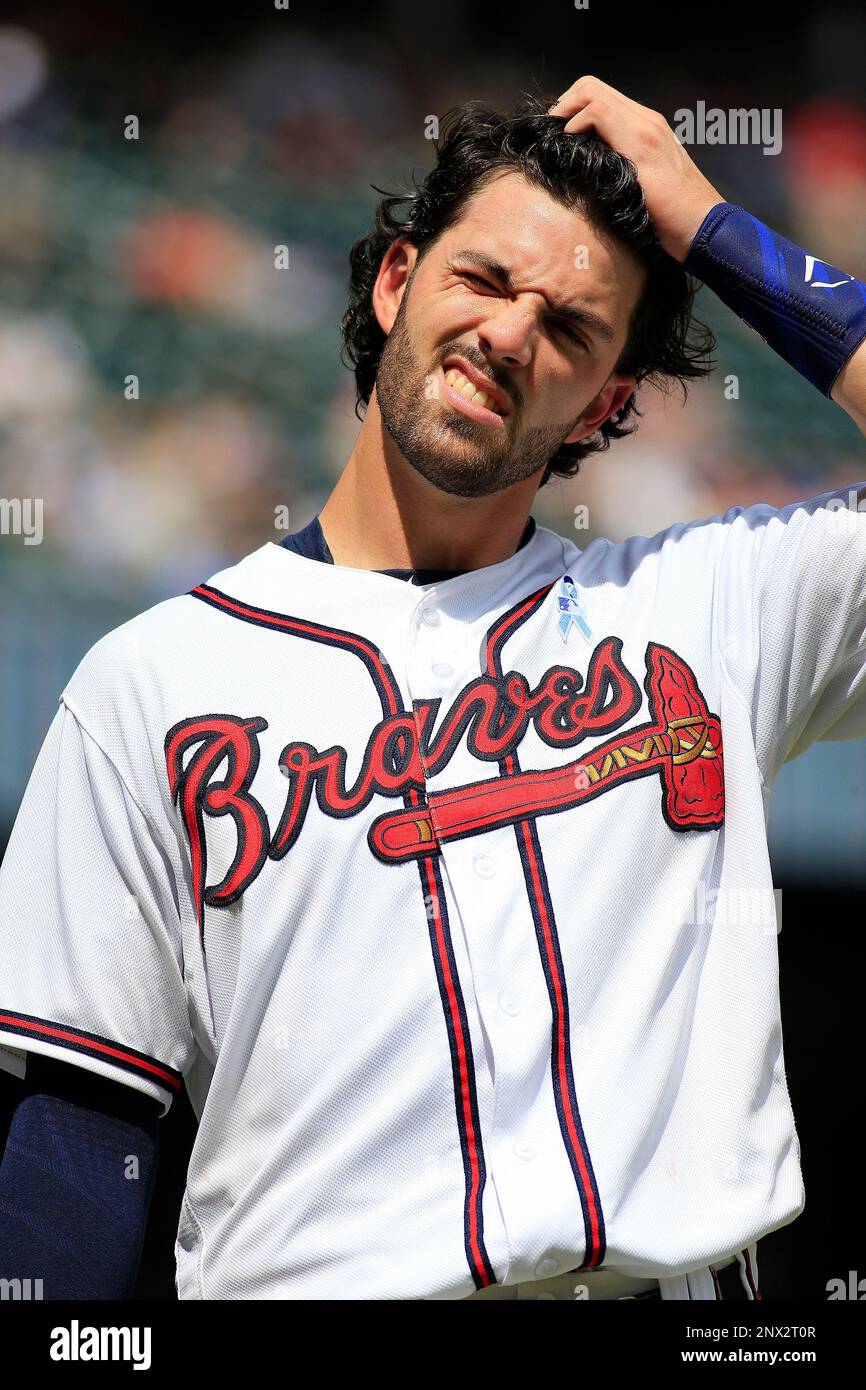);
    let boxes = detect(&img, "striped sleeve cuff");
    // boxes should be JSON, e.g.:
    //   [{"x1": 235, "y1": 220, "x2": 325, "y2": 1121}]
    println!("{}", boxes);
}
[{"x1": 0, "y1": 1009, "x2": 184, "y2": 1117}]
